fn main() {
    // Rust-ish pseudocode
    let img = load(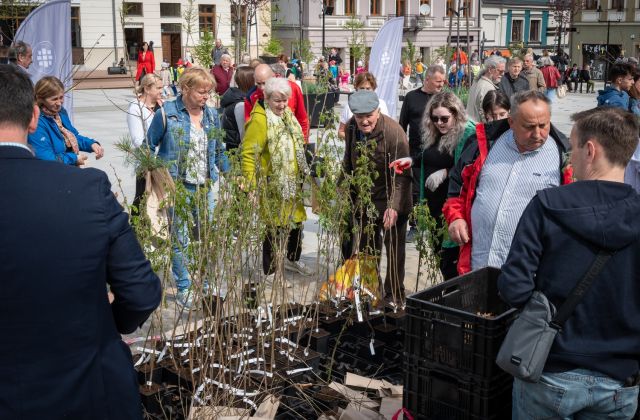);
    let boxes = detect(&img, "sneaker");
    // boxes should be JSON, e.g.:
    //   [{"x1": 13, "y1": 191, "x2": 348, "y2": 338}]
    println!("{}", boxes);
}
[
  {"x1": 406, "y1": 227, "x2": 417, "y2": 243},
  {"x1": 284, "y1": 259, "x2": 313, "y2": 276},
  {"x1": 176, "y1": 289, "x2": 194, "y2": 309}
]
